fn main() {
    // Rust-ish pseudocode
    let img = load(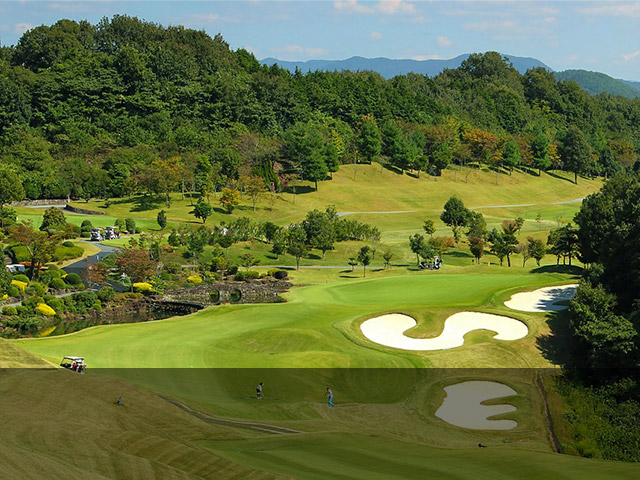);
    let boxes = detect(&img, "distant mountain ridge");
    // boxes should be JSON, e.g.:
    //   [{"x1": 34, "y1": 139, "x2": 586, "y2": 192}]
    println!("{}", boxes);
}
[
  {"x1": 554, "y1": 70, "x2": 640, "y2": 99},
  {"x1": 260, "y1": 54, "x2": 550, "y2": 78},
  {"x1": 261, "y1": 54, "x2": 640, "y2": 99}
]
